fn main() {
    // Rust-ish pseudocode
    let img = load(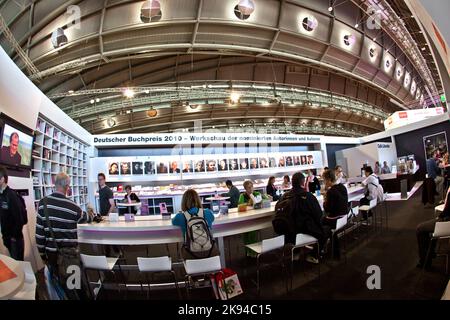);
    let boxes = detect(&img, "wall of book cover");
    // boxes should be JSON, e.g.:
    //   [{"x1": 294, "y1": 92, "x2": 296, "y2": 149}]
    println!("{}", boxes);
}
[{"x1": 32, "y1": 116, "x2": 89, "y2": 211}]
